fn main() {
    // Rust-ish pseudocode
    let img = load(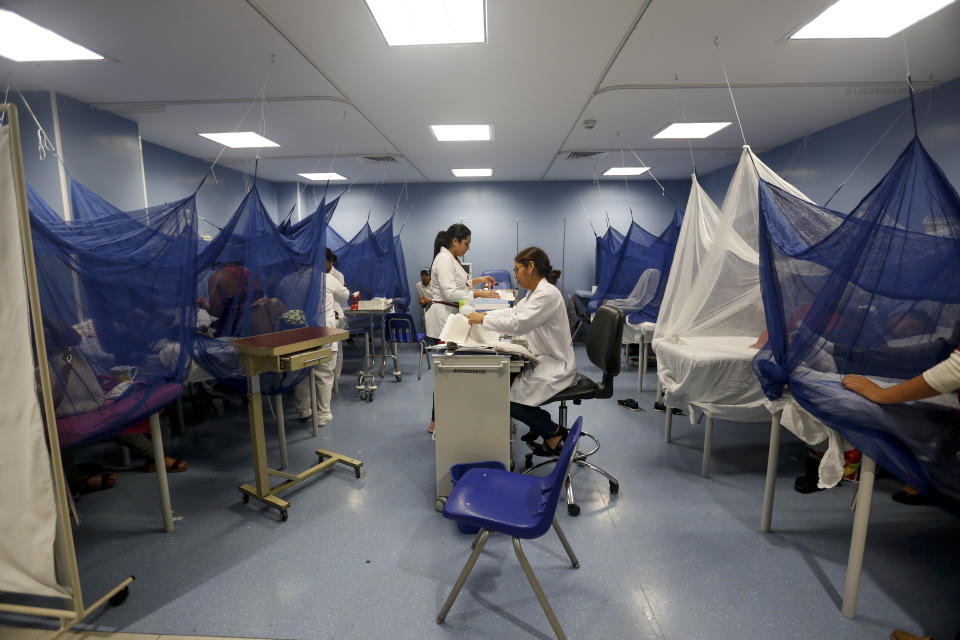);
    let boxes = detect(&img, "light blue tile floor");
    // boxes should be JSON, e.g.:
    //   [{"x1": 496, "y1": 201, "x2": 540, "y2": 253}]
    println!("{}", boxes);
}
[{"x1": 7, "y1": 345, "x2": 958, "y2": 640}]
